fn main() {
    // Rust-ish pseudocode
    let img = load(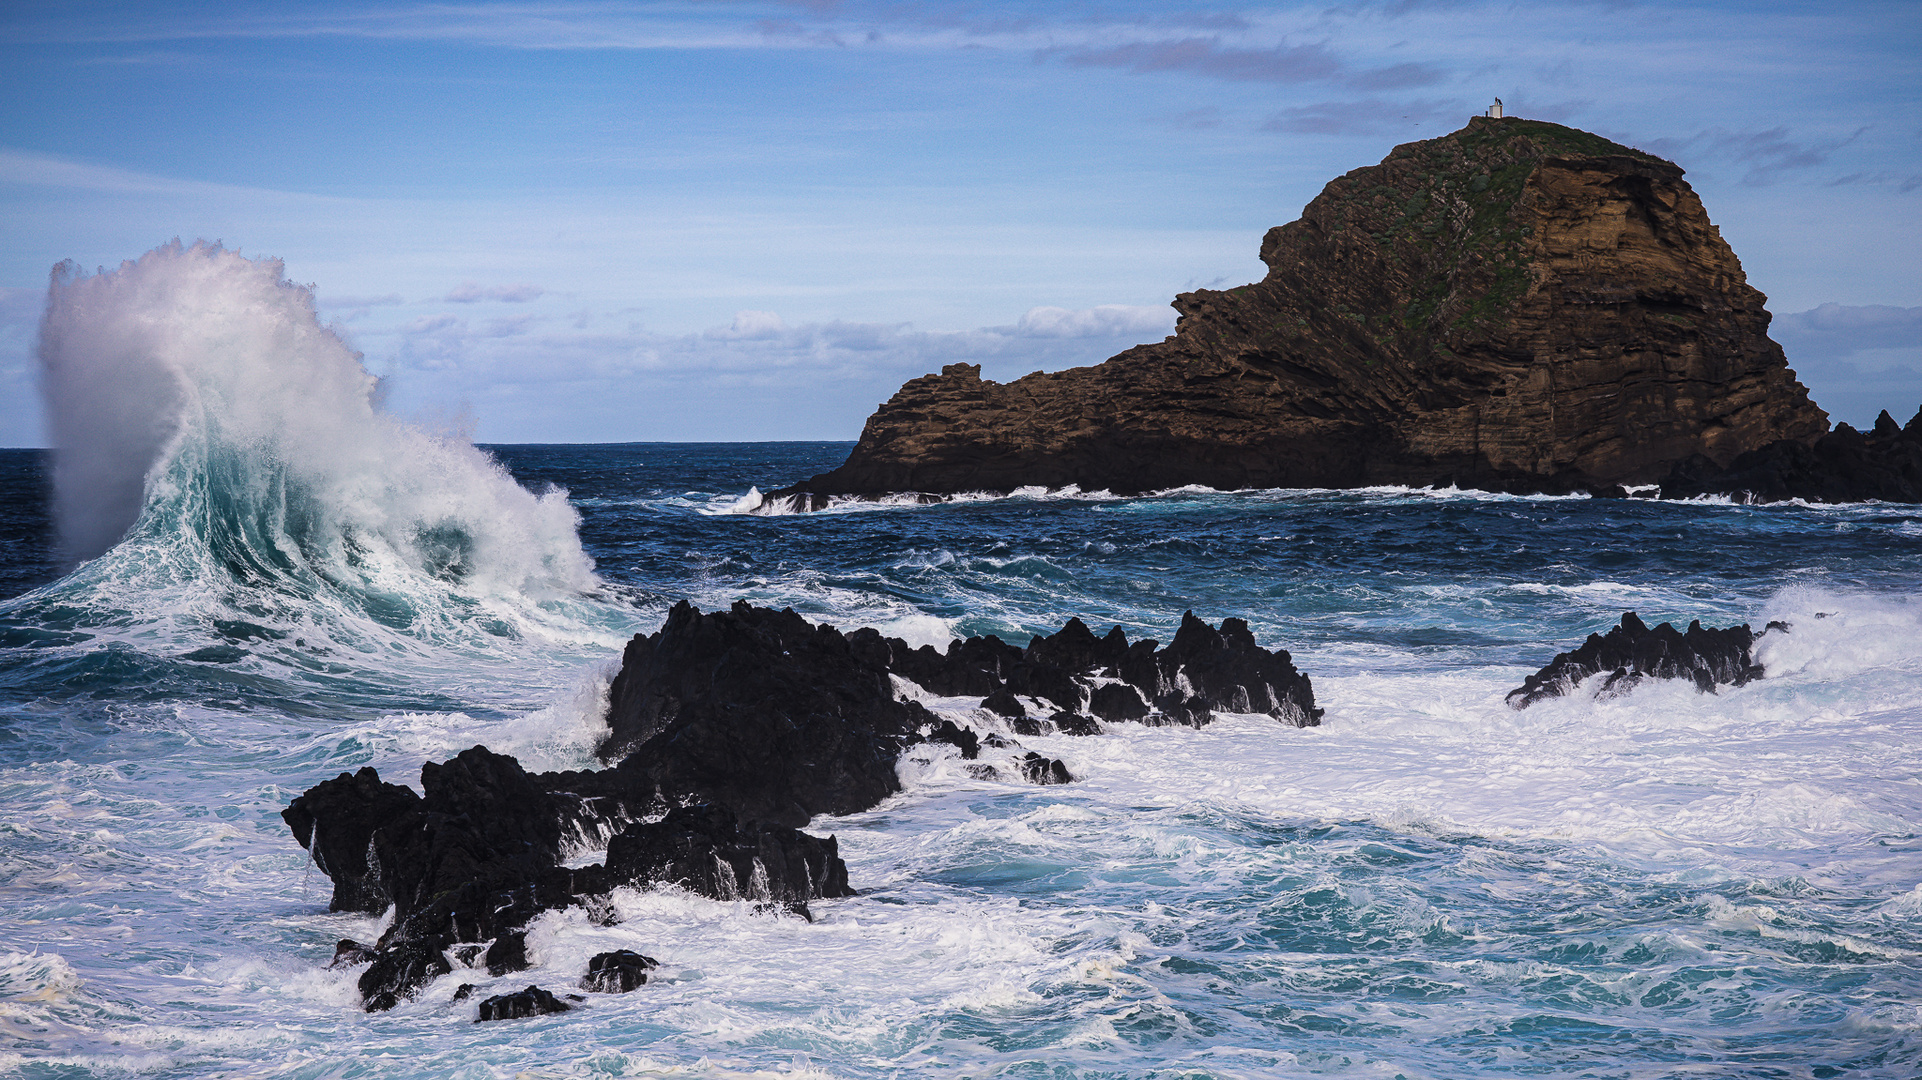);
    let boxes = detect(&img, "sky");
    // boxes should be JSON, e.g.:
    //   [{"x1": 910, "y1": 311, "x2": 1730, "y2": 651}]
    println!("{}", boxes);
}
[{"x1": 1, "y1": 0, "x2": 1918, "y2": 444}]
